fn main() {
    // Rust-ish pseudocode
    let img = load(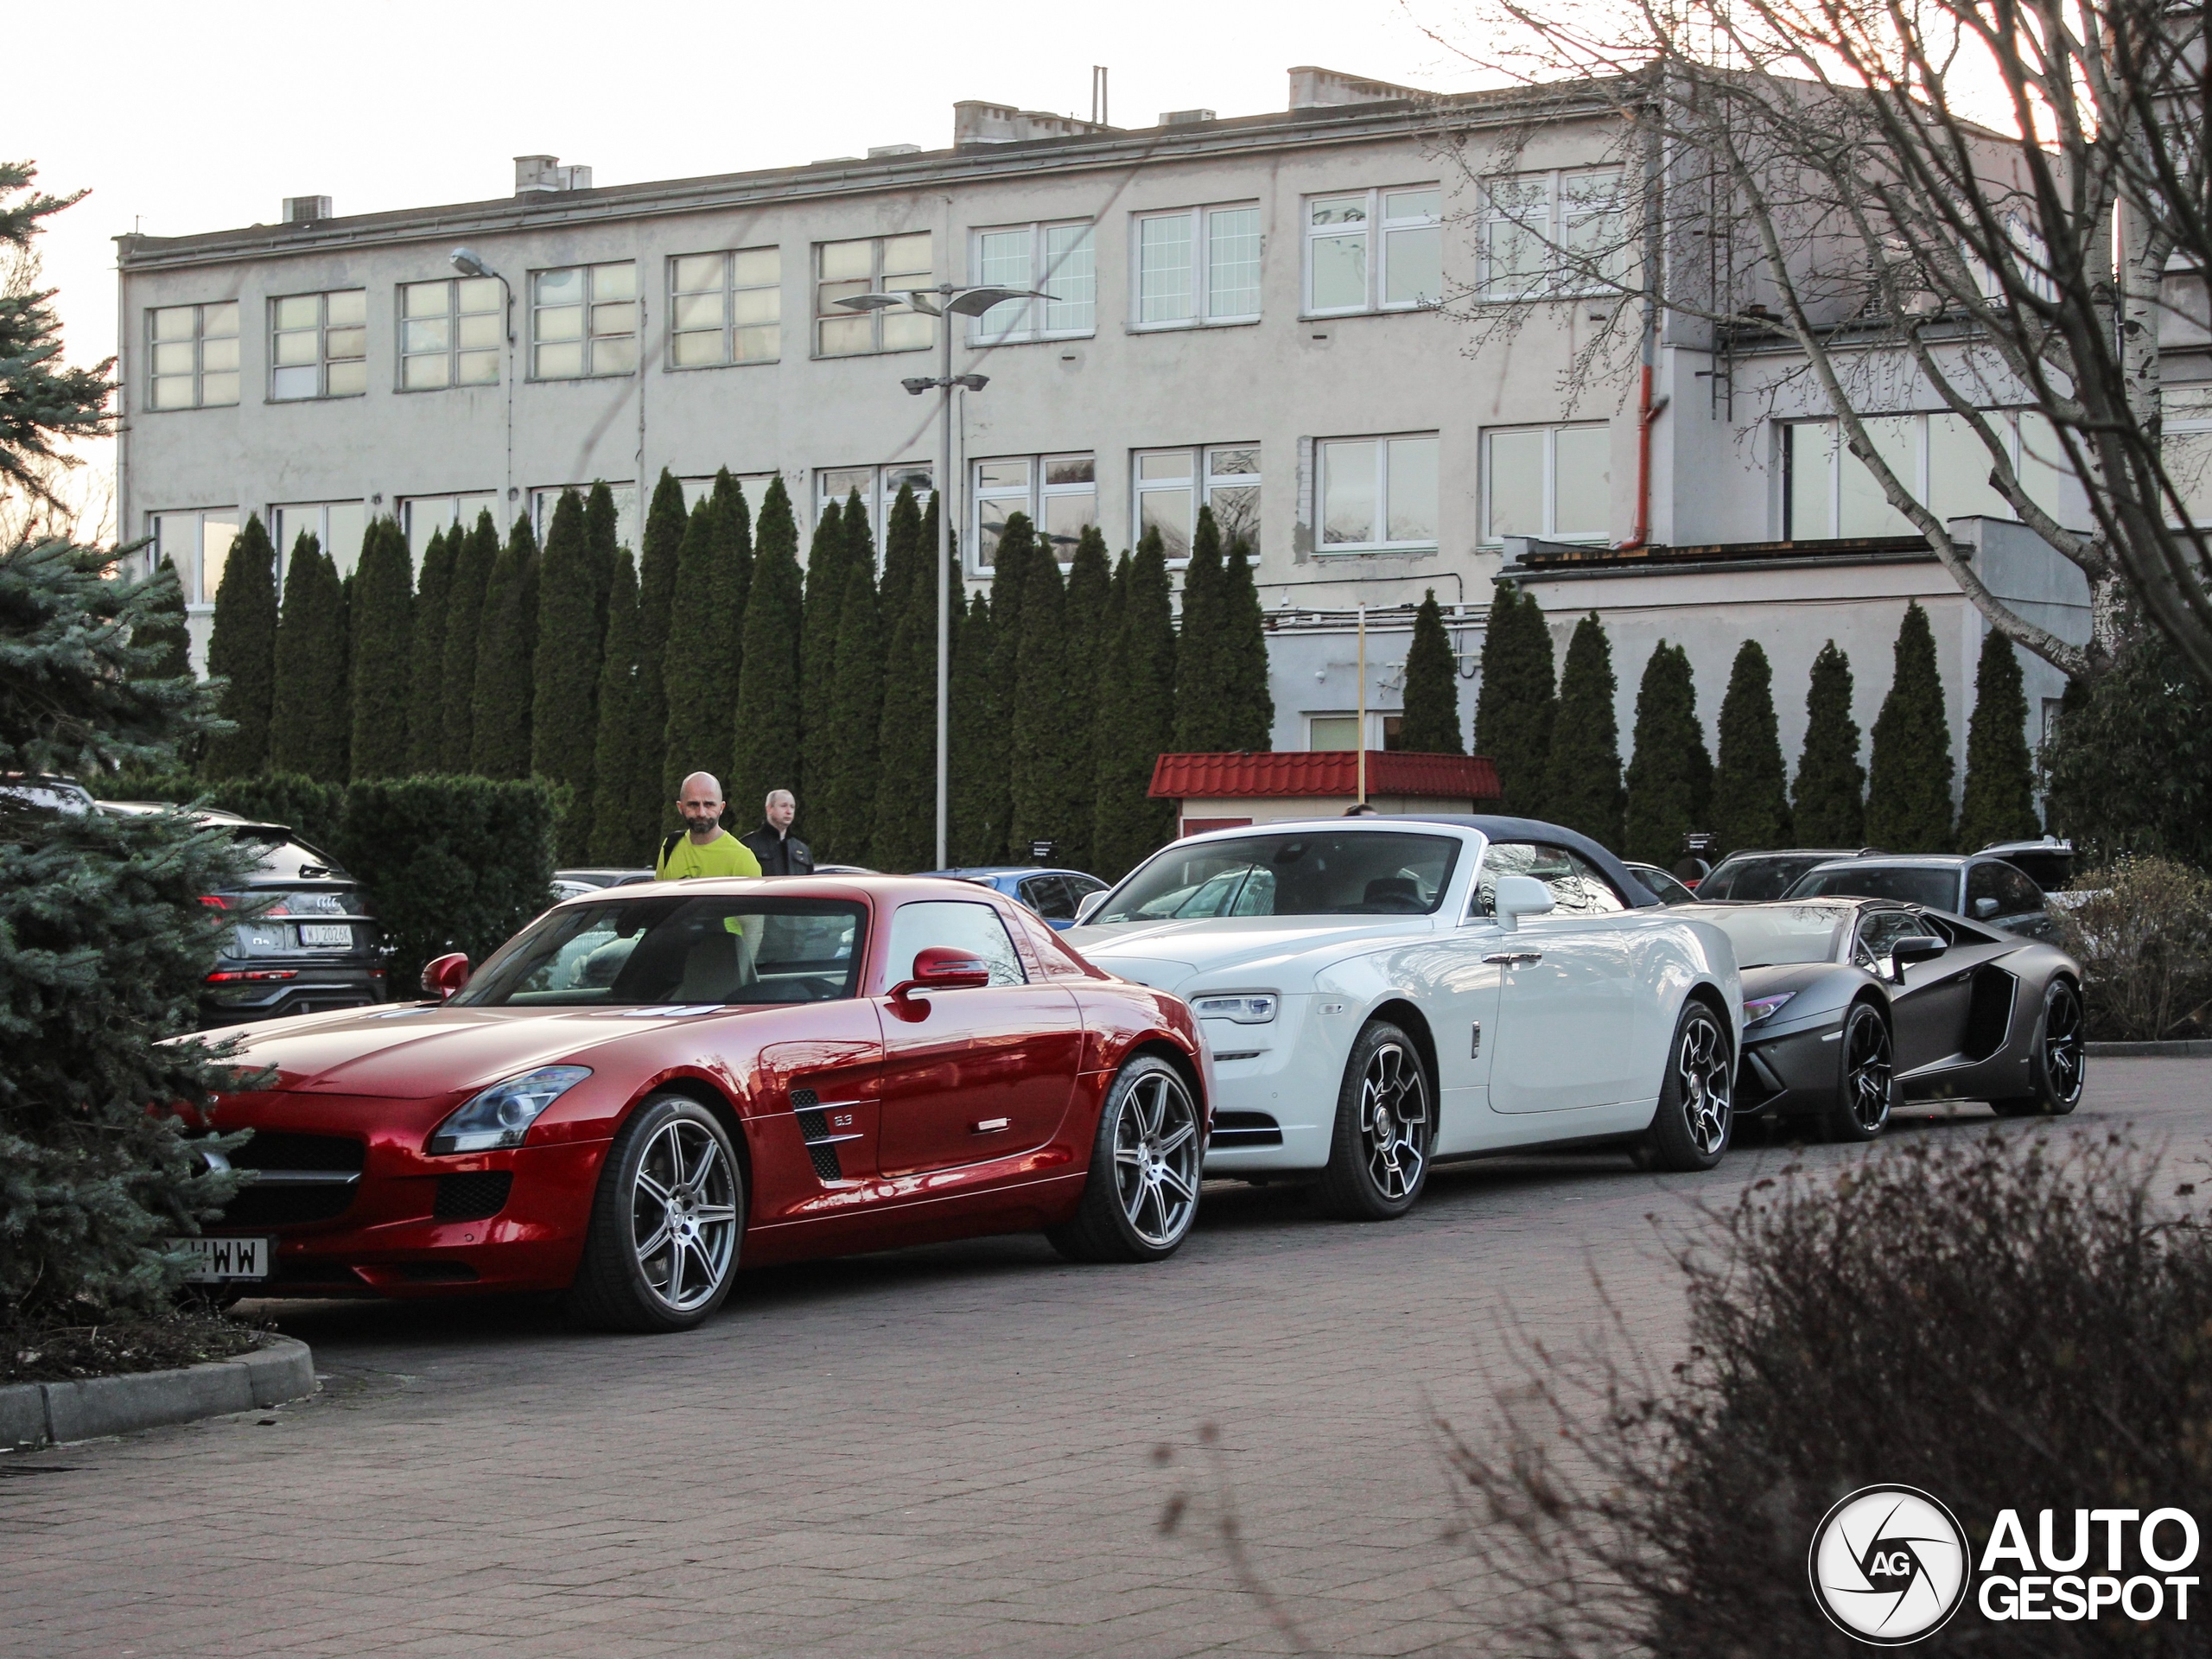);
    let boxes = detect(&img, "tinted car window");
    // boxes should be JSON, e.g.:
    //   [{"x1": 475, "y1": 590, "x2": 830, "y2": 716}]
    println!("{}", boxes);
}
[
  {"x1": 1472, "y1": 842, "x2": 1627, "y2": 917},
  {"x1": 232, "y1": 830, "x2": 348, "y2": 880},
  {"x1": 1631, "y1": 864, "x2": 1697, "y2": 904},
  {"x1": 1854, "y1": 908, "x2": 1931, "y2": 966},
  {"x1": 1994, "y1": 861, "x2": 2044, "y2": 913},
  {"x1": 884, "y1": 899, "x2": 1027, "y2": 987},
  {"x1": 1790, "y1": 864, "x2": 1959, "y2": 910},
  {"x1": 1097, "y1": 832, "x2": 1460, "y2": 923},
  {"x1": 459, "y1": 897, "x2": 865, "y2": 1007},
  {"x1": 1699, "y1": 853, "x2": 1838, "y2": 902},
  {"x1": 1020, "y1": 874, "x2": 1078, "y2": 921}
]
